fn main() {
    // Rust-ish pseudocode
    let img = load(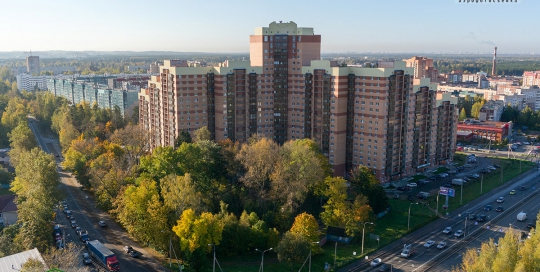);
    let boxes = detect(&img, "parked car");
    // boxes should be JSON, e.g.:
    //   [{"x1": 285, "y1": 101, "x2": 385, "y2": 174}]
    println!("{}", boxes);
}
[
  {"x1": 123, "y1": 245, "x2": 134, "y2": 253},
  {"x1": 397, "y1": 186, "x2": 410, "y2": 191},
  {"x1": 83, "y1": 253, "x2": 92, "y2": 265},
  {"x1": 448, "y1": 170, "x2": 457, "y2": 175},
  {"x1": 443, "y1": 183, "x2": 453, "y2": 188},
  {"x1": 71, "y1": 220, "x2": 78, "y2": 228},
  {"x1": 497, "y1": 196, "x2": 505, "y2": 203},
  {"x1": 454, "y1": 230, "x2": 464, "y2": 238},
  {"x1": 407, "y1": 183, "x2": 418, "y2": 188},
  {"x1": 424, "y1": 240, "x2": 435, "y2": 248},
  {"x1": 493, "y1": 164, "x2": 501, "y2": 168},
  {"x1": 495, "y1": 206, "x2": 504, "y2": 212},
  {"x1": 464, "y1": 164, "x2": 472, "y2": 168},
  {"x1": 437, "y1": 241, "x2": 447, "y2": 249},
  {"x1": 487, "y1": 166, "x2": 497, "y2": 171},
  {"x1": 65, "y1": 210, "x2": 72, "y2": 218},
  {"x1": 527, "y1": 222, "x2": 536, "y2": 229},
  {"x1": 370, "y1": 258, "x2": 382, "y2": 267},
  {"x1": 481, "y1": 169, "x2": 491, "y2": 174}
]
